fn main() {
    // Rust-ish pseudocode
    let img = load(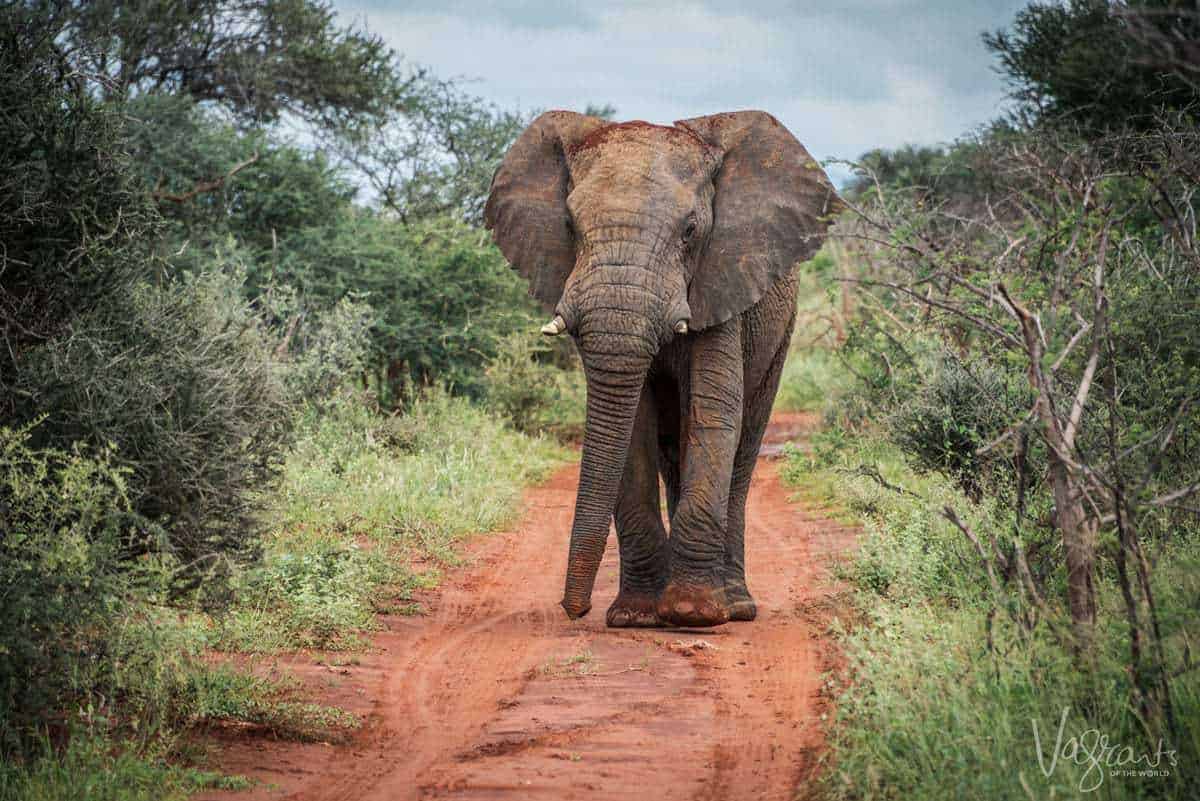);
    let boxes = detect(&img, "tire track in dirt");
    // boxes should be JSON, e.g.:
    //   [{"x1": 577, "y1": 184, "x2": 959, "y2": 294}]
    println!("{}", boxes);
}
[{"x1": 197, "y1": 411, "x2": 854, "y2": 801}]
